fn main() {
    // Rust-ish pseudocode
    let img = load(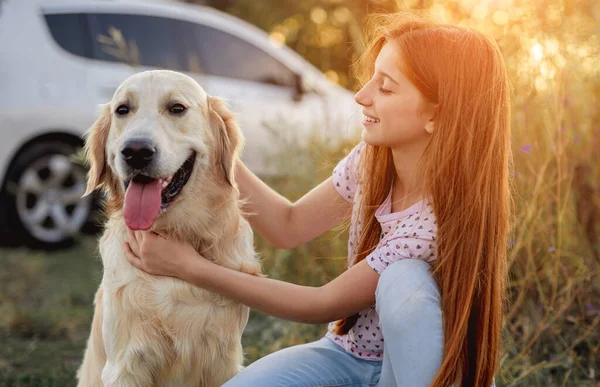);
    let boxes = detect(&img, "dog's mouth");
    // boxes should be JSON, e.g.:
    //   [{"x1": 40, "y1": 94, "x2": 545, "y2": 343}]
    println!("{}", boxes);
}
[{"x1": 123, "y1": 152, "x2": 196, "y2": 230}]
